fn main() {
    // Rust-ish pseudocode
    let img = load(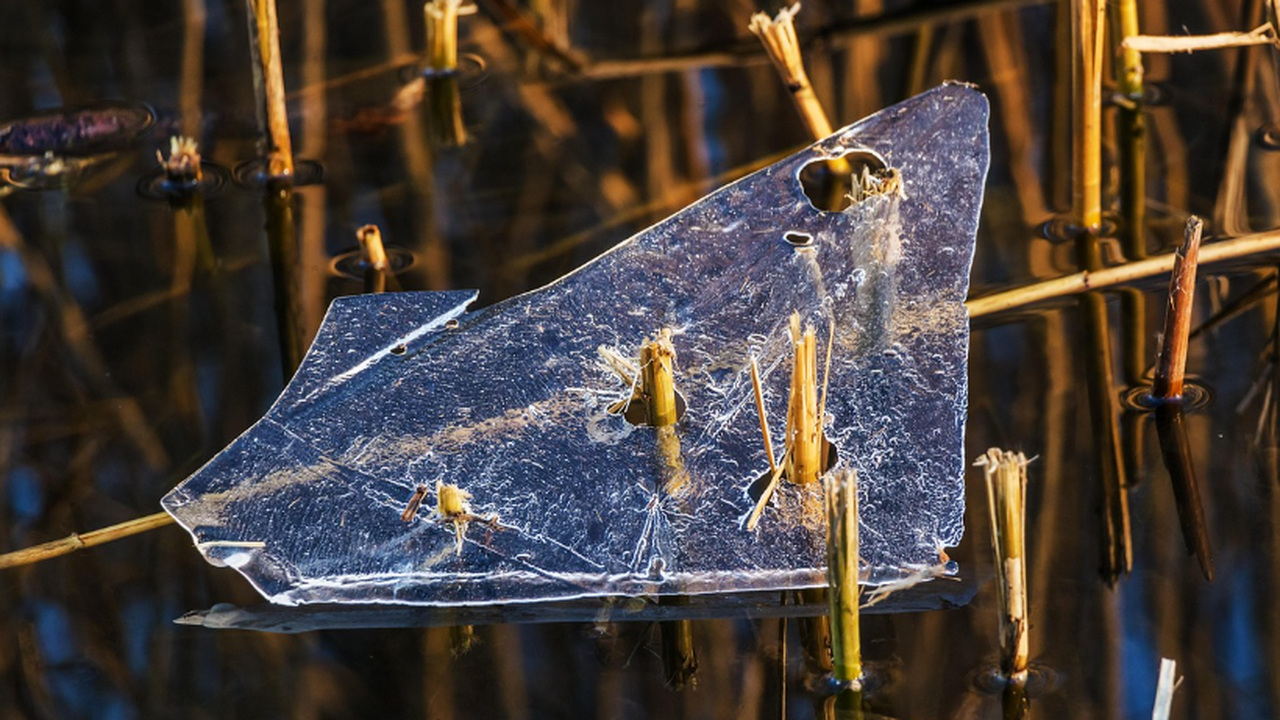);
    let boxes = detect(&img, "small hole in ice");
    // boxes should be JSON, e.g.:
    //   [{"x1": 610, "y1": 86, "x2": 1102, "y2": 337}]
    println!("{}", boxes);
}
[
  {"x1": 783, "y1": 231, "x2": 813, "y2": 247},
  {"x1": 390, "y1": 344, "x2": 408, "y2": 356},
  {"x1": 445, "y1": 318, "x2": 460, "y2": 330}
]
